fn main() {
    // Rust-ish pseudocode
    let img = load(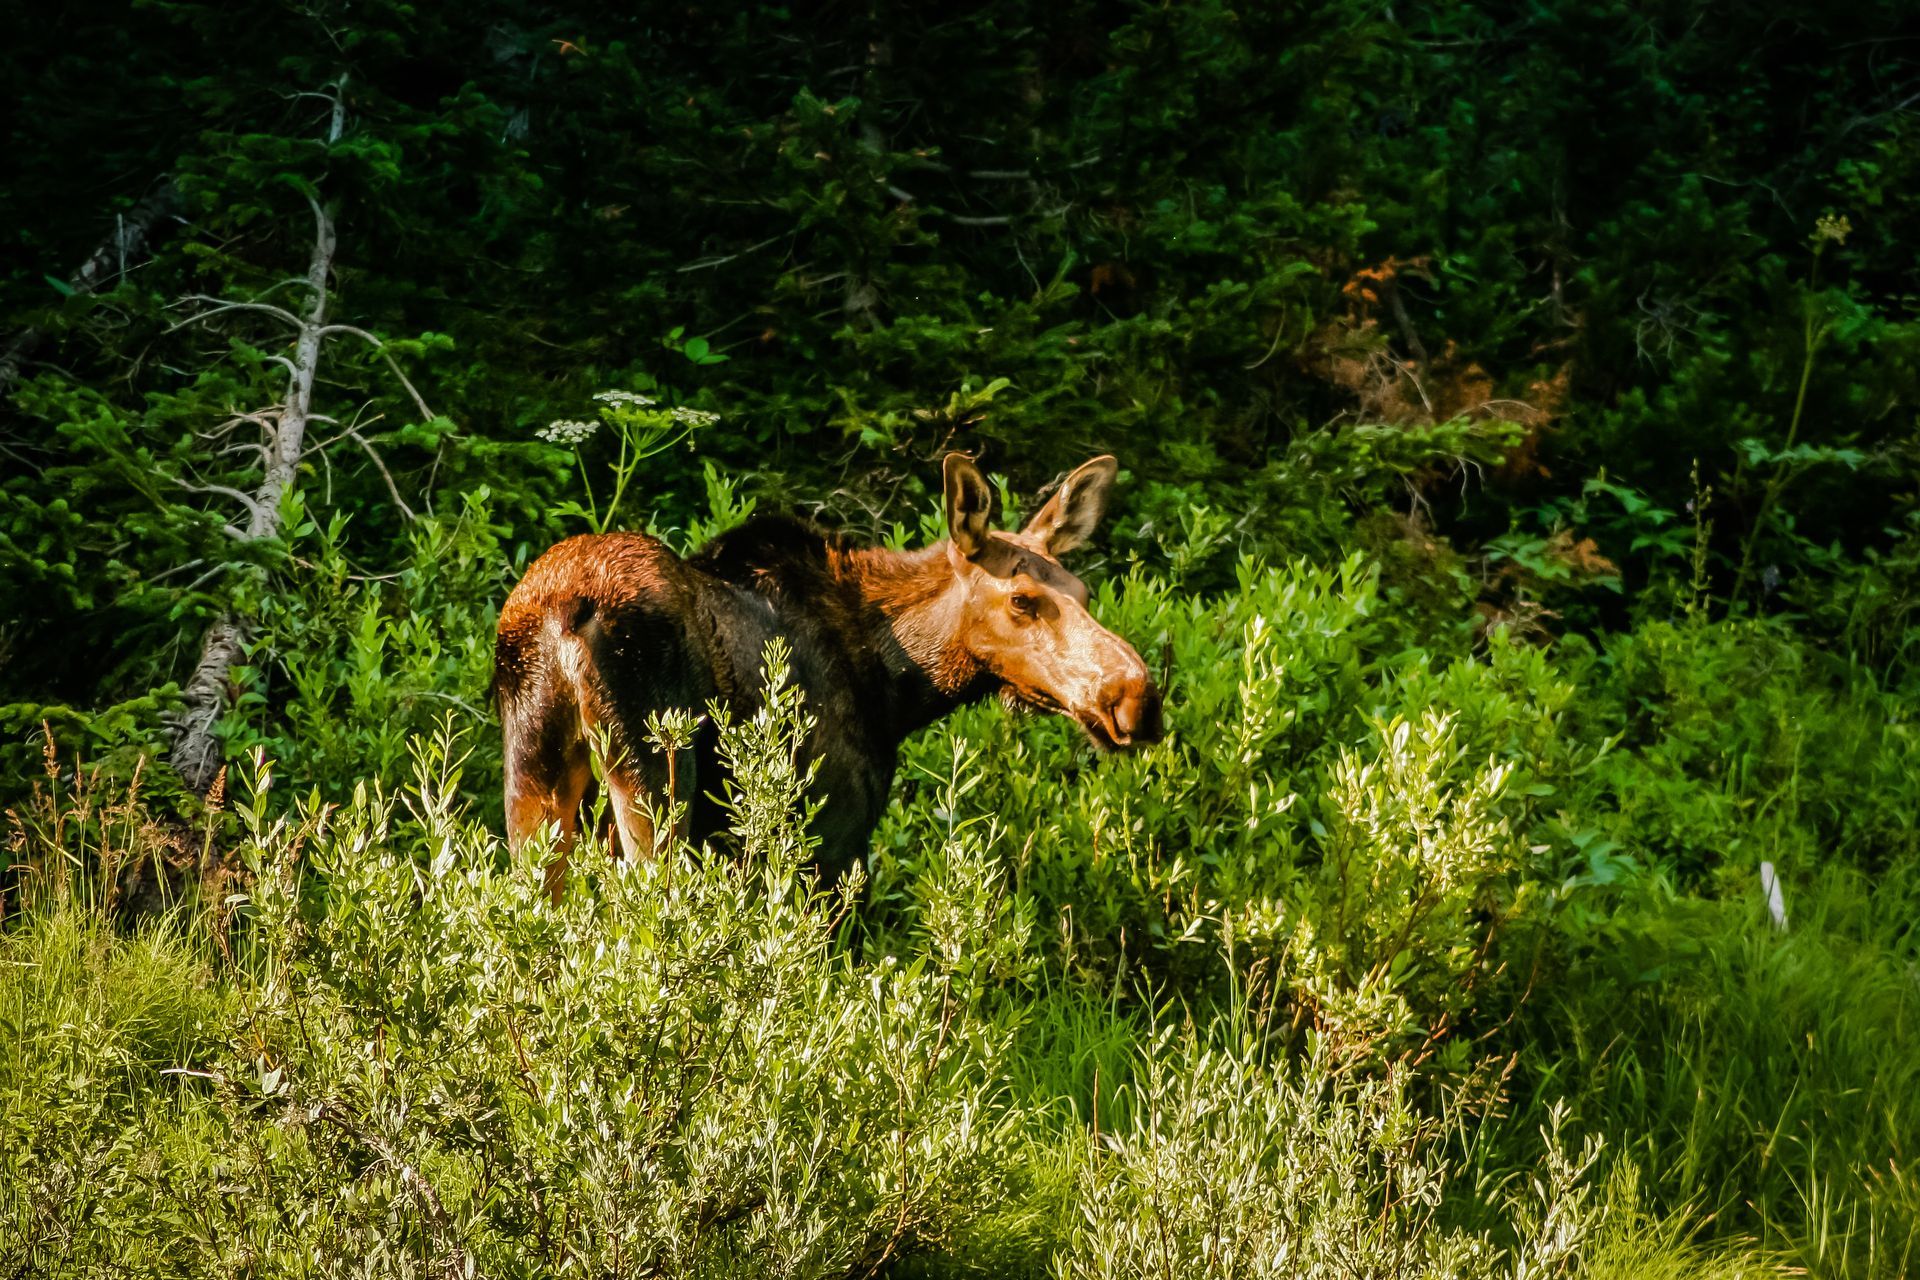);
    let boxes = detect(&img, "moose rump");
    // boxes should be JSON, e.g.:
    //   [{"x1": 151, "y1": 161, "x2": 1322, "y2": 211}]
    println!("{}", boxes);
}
[{"x1": 492, "y1": 535, "x2": 715, "y2": 890}]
